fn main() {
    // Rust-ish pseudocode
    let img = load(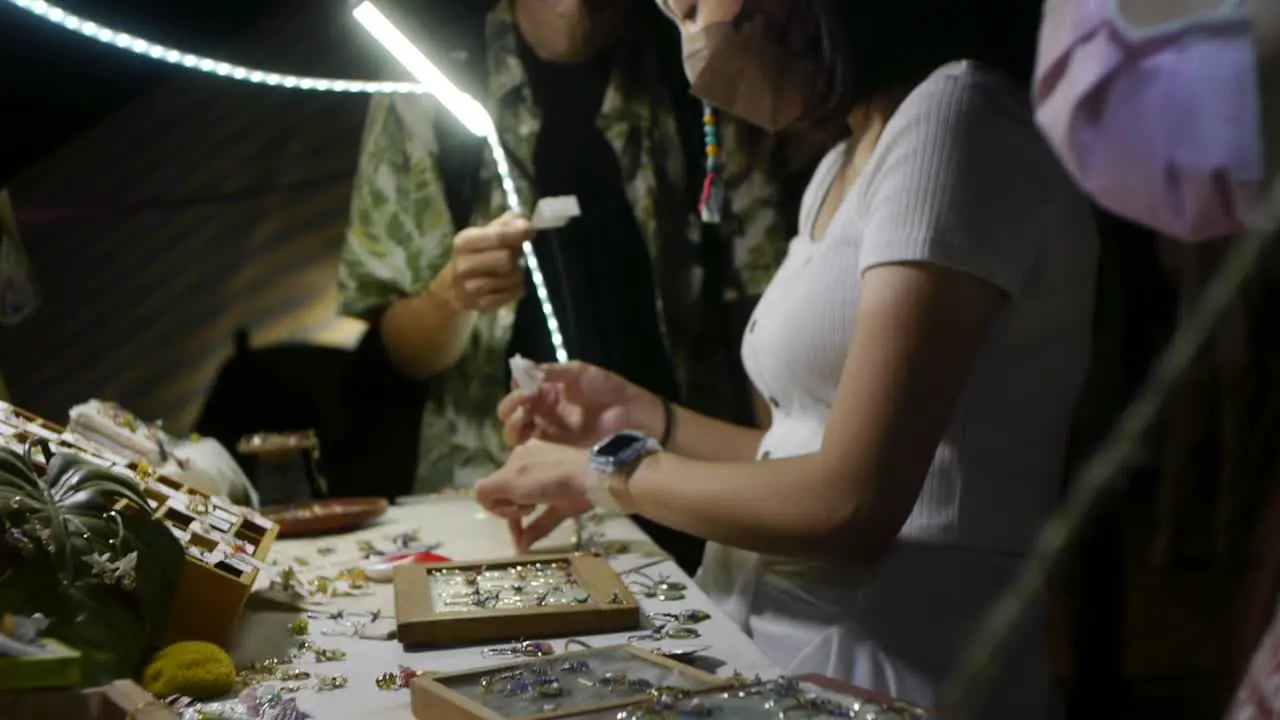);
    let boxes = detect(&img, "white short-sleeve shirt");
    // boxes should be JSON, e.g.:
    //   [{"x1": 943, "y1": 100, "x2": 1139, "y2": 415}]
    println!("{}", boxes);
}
[
  {"x1": 741, "y1": 60, "x2": 1098, "y2": 555},
  {"x1": 697, "y1": 62, "x2": 1097, "y2": 713}
]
